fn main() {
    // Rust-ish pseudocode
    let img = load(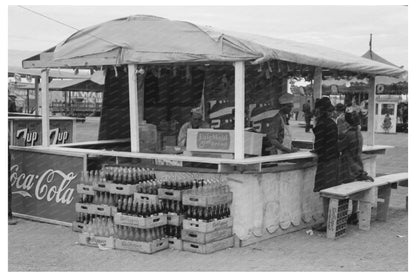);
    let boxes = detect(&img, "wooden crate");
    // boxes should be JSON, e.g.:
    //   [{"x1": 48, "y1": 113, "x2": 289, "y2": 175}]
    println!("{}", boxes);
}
[
  {"x1": 182, "y1": 236, "x2": 234, "y2": 254},
  {"x1": 182, "y1": 227, "x2": 232, "y2": 244},
  {"x1": 114, "y1": 213, "x2": 167, "y2": 229},
  {"x1": 78, "y1": 233, "x2": 114, "y2": 249},
  {"x1": 114, "y1": 238, "x2": 168, "y2": 254},
  {"x1": 76, "y1": 184, "x2": 95, "y2": 195},
  {"x1": 134, "y1": 193, "x2": 159, "y2": 205},
  {"x1": 168, "y1": 238, "x2": 183, "y2": 250},
  {"x1": 72, "y1": 221, "x2": 85, "y2": 233},
  {"x1": 75, "y1": 203, "x2": 117, "y2": 216},
  {"x1": 182, "y1": 192, "x2": 232, "y2": 207},
  {"x1": 167, "y1": 213, "x2": 184, "y2": 226},
  {"x1": 109, "y1": 183, "x2": 138, "y2": 195},
  {"x1": 182, "y1": 217, "x2": 233, "y2": 233},
  {"x1": 93, "y1": 182, "x2": 112, "y2": 192},
  {"x1": 158, "y1": 188, "x2": 182, "y2": 201}
]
